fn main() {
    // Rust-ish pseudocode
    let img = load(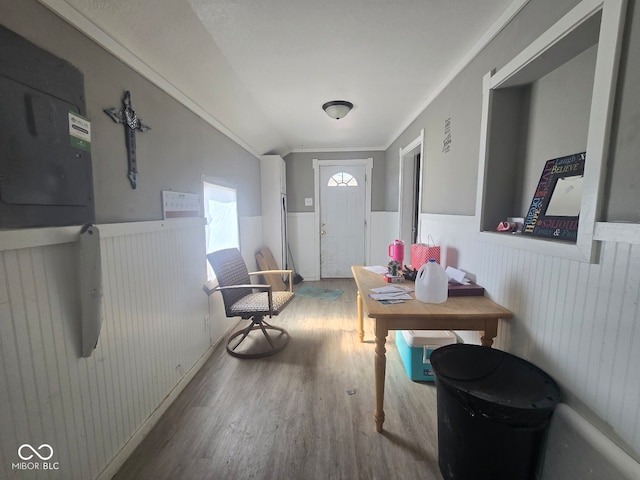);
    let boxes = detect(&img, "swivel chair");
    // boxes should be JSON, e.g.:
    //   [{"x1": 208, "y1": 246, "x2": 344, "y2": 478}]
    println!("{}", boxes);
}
[{"x1": 205, "y1": 248, "x2": 295, "y2": 359}]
